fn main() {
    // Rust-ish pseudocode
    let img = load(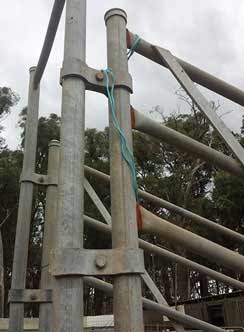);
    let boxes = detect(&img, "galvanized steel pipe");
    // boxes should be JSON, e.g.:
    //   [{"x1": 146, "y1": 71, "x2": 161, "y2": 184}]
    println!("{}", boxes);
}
[
  {"x1": 141, "y1": 190, "x2": 244, "y2": 244},
  {"x1": 39, "y1": 141, "x2": 60, "y2": 332},
  {"x1": 34, "y1": 0, "x2": 65, "y2": 87},
  {"x1": 105, "y1": 8, "x2": 144, "y2": 332},
  {"x1": 140, "y1": 207, "x2": 244, "y2": 274},
  {"x1": 132, "y1": 107, "x2": 244, "y2": 178},
  {"x1": 8, "y1": 67, "x2": 40, "y2": 332},
  {"x1": 127, "y1": 31, "x2": 244, "y2": 107},
  {"x1": 53, "y1": 0, "x2": 86, "y2": 330}
]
